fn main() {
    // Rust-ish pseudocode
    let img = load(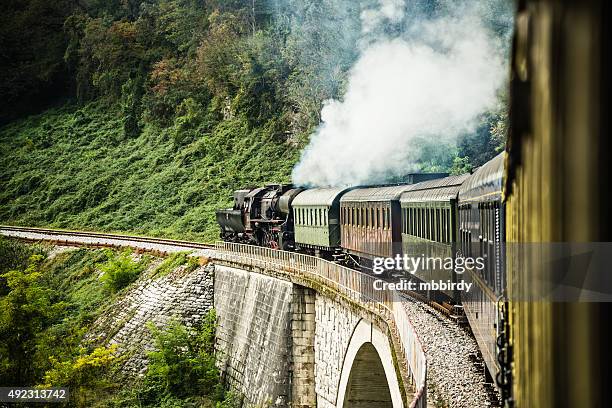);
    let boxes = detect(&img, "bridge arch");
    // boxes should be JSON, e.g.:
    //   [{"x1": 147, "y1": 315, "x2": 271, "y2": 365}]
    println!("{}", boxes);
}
[{"x1": 336, "y1": 319, "x2": 404, "y2": 408}]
